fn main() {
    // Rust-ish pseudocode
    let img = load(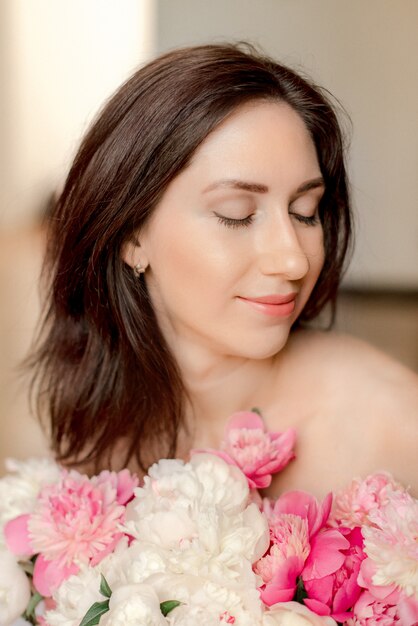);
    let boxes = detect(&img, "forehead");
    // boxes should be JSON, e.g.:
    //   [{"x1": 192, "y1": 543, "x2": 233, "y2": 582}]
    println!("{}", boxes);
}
[
  {"x1": 186, "y1": 99, "x2": 320, "y2": 185},
  {"x1": 142, "y1": 99, "x2": 323, "y2": 233}
]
